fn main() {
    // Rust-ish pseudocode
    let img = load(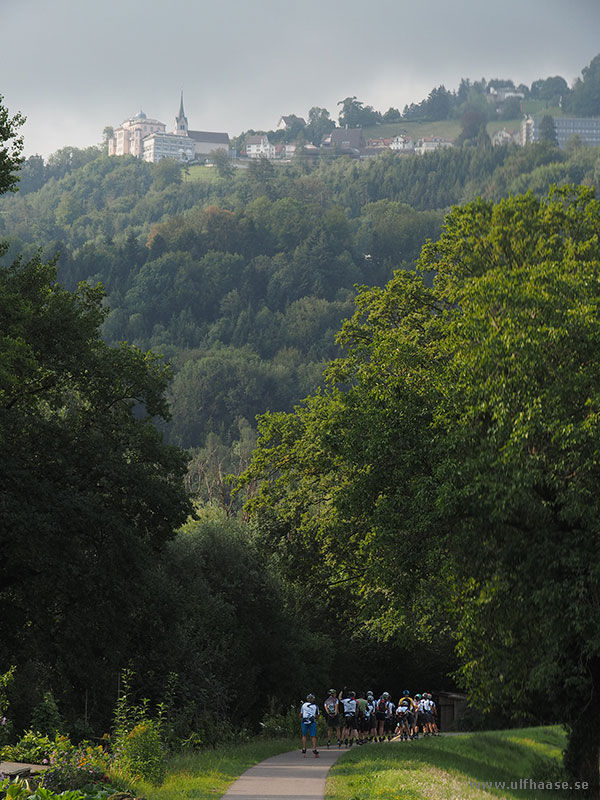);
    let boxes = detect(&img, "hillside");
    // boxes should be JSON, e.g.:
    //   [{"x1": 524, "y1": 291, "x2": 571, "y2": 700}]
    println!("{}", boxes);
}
[{"x1": 1, "y1": 142, "x2": 599, "y2": 482}]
